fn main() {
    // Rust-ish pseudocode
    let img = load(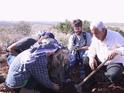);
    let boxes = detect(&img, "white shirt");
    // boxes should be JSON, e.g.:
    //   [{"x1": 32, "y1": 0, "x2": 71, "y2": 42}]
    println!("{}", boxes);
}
[{"x1": 88, "y1": 30, "x2": 124, "y2": 66}]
